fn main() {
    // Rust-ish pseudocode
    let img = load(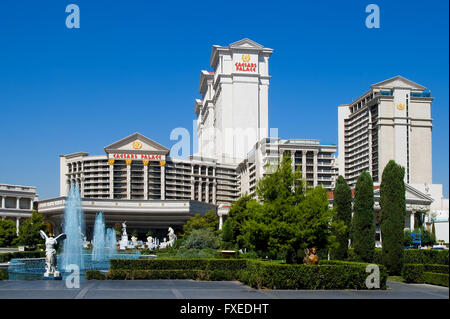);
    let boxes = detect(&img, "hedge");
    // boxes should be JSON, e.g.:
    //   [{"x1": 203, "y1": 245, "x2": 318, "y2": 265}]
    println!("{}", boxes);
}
[
  {"x1": 423, "y1": 272, "x2": 449, "y2": 287},
  {"x1": 109, "y1": 258, "x2": 247, "y2": 272},
  {"x1": 402, "y1": 264, "x2": 449, "y2": 287},
  {"x1": 347, "y1": 248, "x2": 448, "y2": 265},
  {"x1": 106, "y1": 269, "x2": 237, "y2": 281},
  {"x1": 0, "y1": 269, "x2": 8, "y2": 280},
  {"x1": 85, "y1": 270, "x2": 106, "y2": 280},
  {"x1": 104, "y1": 258, "x2": 387, "y2": 289},
  {"x1": 0, "y1": 251, "x2": 45, "y2": 263},
  {"x1": 403, "y1": 250, "x2": 448, "y2": 265}
]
